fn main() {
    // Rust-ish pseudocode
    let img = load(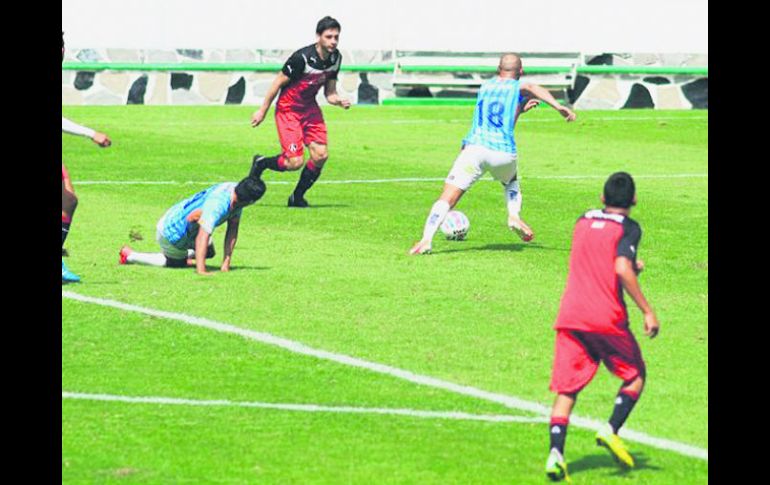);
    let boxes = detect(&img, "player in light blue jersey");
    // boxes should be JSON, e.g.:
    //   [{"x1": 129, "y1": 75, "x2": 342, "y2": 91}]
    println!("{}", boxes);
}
[
  {"x1": 410, "y1": 53, "x2": 576, "y2": 255},
  {"x1": 119, "y1": 176, "x2": 266, "y2": 275}
]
